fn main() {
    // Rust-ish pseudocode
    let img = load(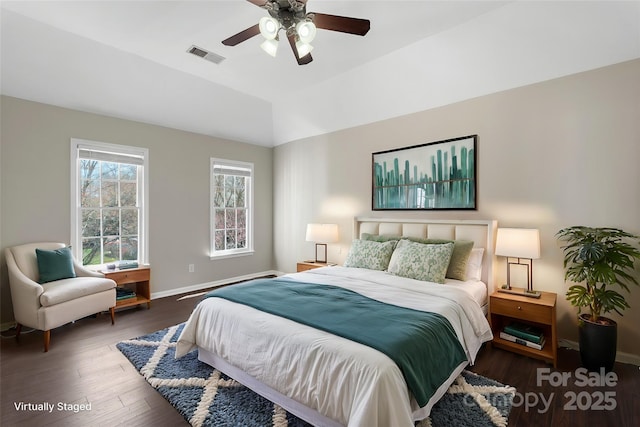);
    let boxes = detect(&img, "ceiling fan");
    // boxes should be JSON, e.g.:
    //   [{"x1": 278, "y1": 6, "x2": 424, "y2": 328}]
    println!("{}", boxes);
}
[{"x1": 222, "y1": 0, "x2": 370, "y2": 65}]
